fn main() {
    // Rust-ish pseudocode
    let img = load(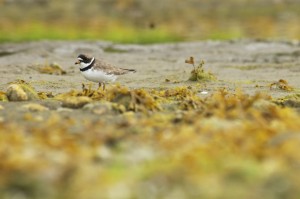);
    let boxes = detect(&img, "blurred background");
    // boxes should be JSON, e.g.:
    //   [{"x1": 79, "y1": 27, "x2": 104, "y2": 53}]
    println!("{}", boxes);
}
[{"x1": 0, "y1": 0, "x2": 299, "y2": 43}]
